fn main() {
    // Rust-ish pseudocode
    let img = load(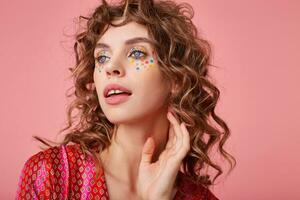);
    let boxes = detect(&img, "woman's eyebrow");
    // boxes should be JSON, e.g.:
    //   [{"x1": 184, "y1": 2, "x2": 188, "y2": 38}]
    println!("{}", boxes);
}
[
  {"x1": 125, "y1": 37, "x2": 156, "y2": 46},
  {"x1": 95, "y1": 37, "x2": 156, "y2": 51},
  {"x1": 95, "y1": 43, "x2": 110, "y2": 50}
]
